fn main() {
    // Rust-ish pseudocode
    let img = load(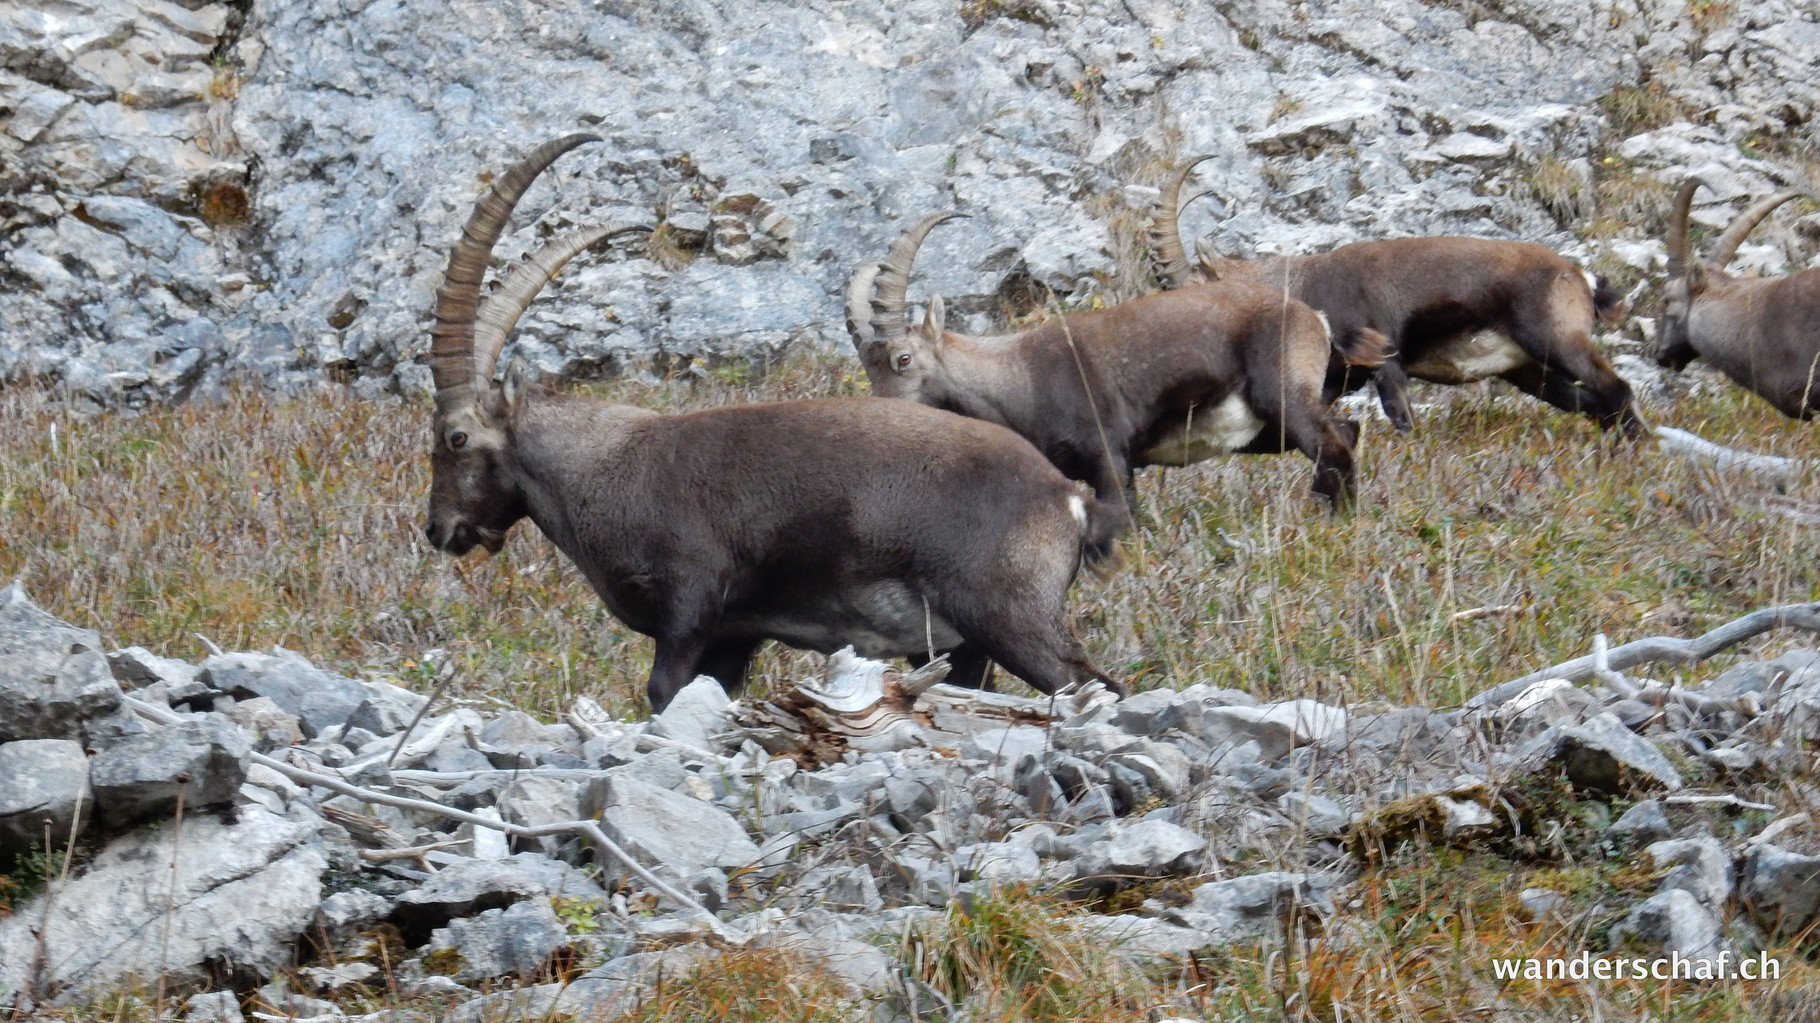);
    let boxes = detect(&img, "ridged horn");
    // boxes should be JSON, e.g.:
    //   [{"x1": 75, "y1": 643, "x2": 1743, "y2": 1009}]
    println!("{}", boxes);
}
[
  {"x1": 845, "y1": 261, "x2": 884, "y2": 352},
  {"x1": 868, "y1": 212, "x2": 966, "y2": 346},
  {"x1": 1148, "y1": 154, "x2": 1215, "y2": 289},
  {"x1": 430, "y1": 133, "x2": 601, "y2": 410},
  {"x1": 1665, "y1": 178, "x2": 1702, "y2": 279},
  {"x1": 1706, "y1": 189, "x2": 1812, "y2": 272},
  {"x1": 472, "y1": 221, "x2": 650, "y2": 383}
]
